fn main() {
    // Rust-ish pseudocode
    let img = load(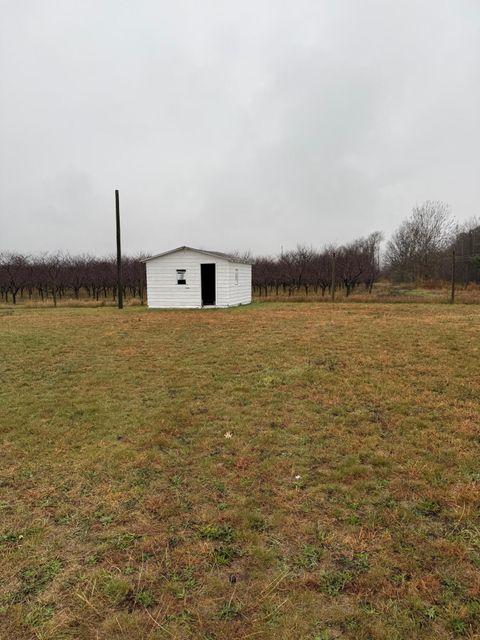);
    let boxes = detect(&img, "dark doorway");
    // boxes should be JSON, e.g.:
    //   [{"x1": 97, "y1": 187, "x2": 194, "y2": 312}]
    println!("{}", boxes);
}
[{"x1": 201, "y1": 264, "x2": 216, "y2": 306}]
